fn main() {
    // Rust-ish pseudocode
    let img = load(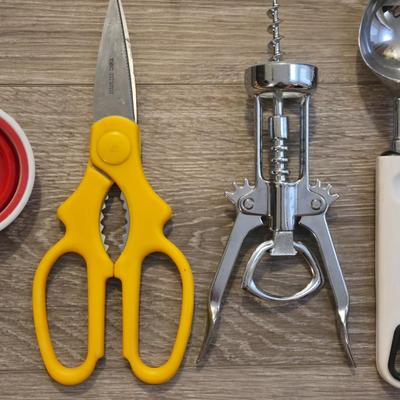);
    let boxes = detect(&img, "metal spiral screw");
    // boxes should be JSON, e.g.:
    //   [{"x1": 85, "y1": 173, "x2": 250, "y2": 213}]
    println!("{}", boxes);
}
[
  {"x1": 269, "y1": 95, "x2": 289, "y2": 182},
  {"x1": 271, "y1": 137, "x2": 289, "y2": 182},
  {"x1": 268, "y1": 0, "x2": 282, "y2": 62}
]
